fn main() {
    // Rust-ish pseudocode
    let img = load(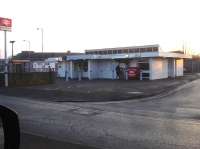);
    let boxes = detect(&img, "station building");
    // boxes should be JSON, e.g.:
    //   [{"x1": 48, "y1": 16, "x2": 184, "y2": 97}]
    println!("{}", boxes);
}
[{"x1": 59, "y1": 44, "x2": 191, "y2": 80}]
